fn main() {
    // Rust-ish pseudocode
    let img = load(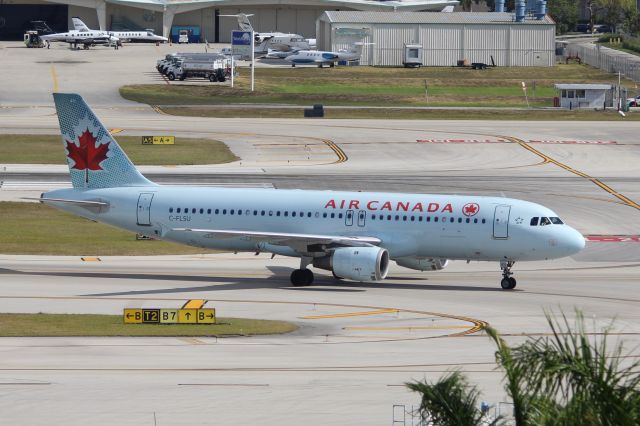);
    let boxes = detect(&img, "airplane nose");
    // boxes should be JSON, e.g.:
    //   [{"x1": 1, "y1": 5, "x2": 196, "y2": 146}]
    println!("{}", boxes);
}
[{"x1": 564, "y1": 227, "x2": 586, "y2": 255}]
